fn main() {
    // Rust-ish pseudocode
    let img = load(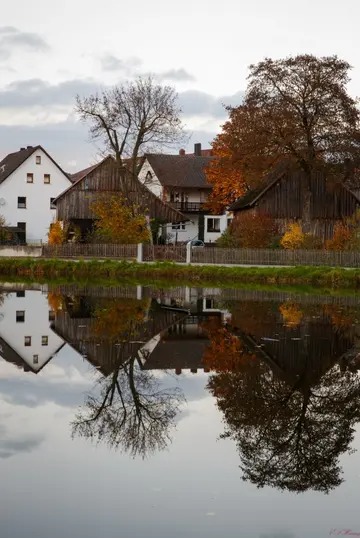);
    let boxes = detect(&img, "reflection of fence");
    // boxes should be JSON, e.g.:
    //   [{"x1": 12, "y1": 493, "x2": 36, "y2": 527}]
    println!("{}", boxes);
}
[
  {"x1": 143, "y1": 244, "x2": 187, "y2": 262},
  {"x1": 43, "y1": 243, "x2": 137, "y2": 259}
]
